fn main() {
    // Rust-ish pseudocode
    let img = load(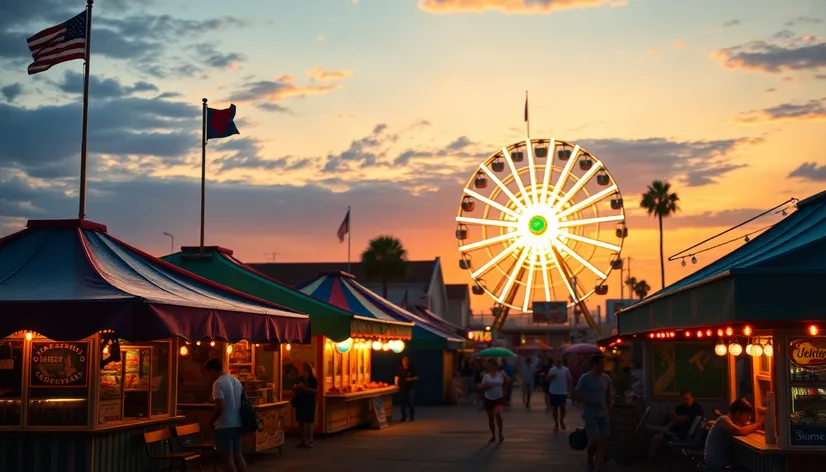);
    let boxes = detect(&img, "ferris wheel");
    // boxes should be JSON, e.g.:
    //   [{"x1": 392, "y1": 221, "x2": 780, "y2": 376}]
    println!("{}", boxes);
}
[{"x1": 455, "y1": 138, "x2": 627, "y2": 319}]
